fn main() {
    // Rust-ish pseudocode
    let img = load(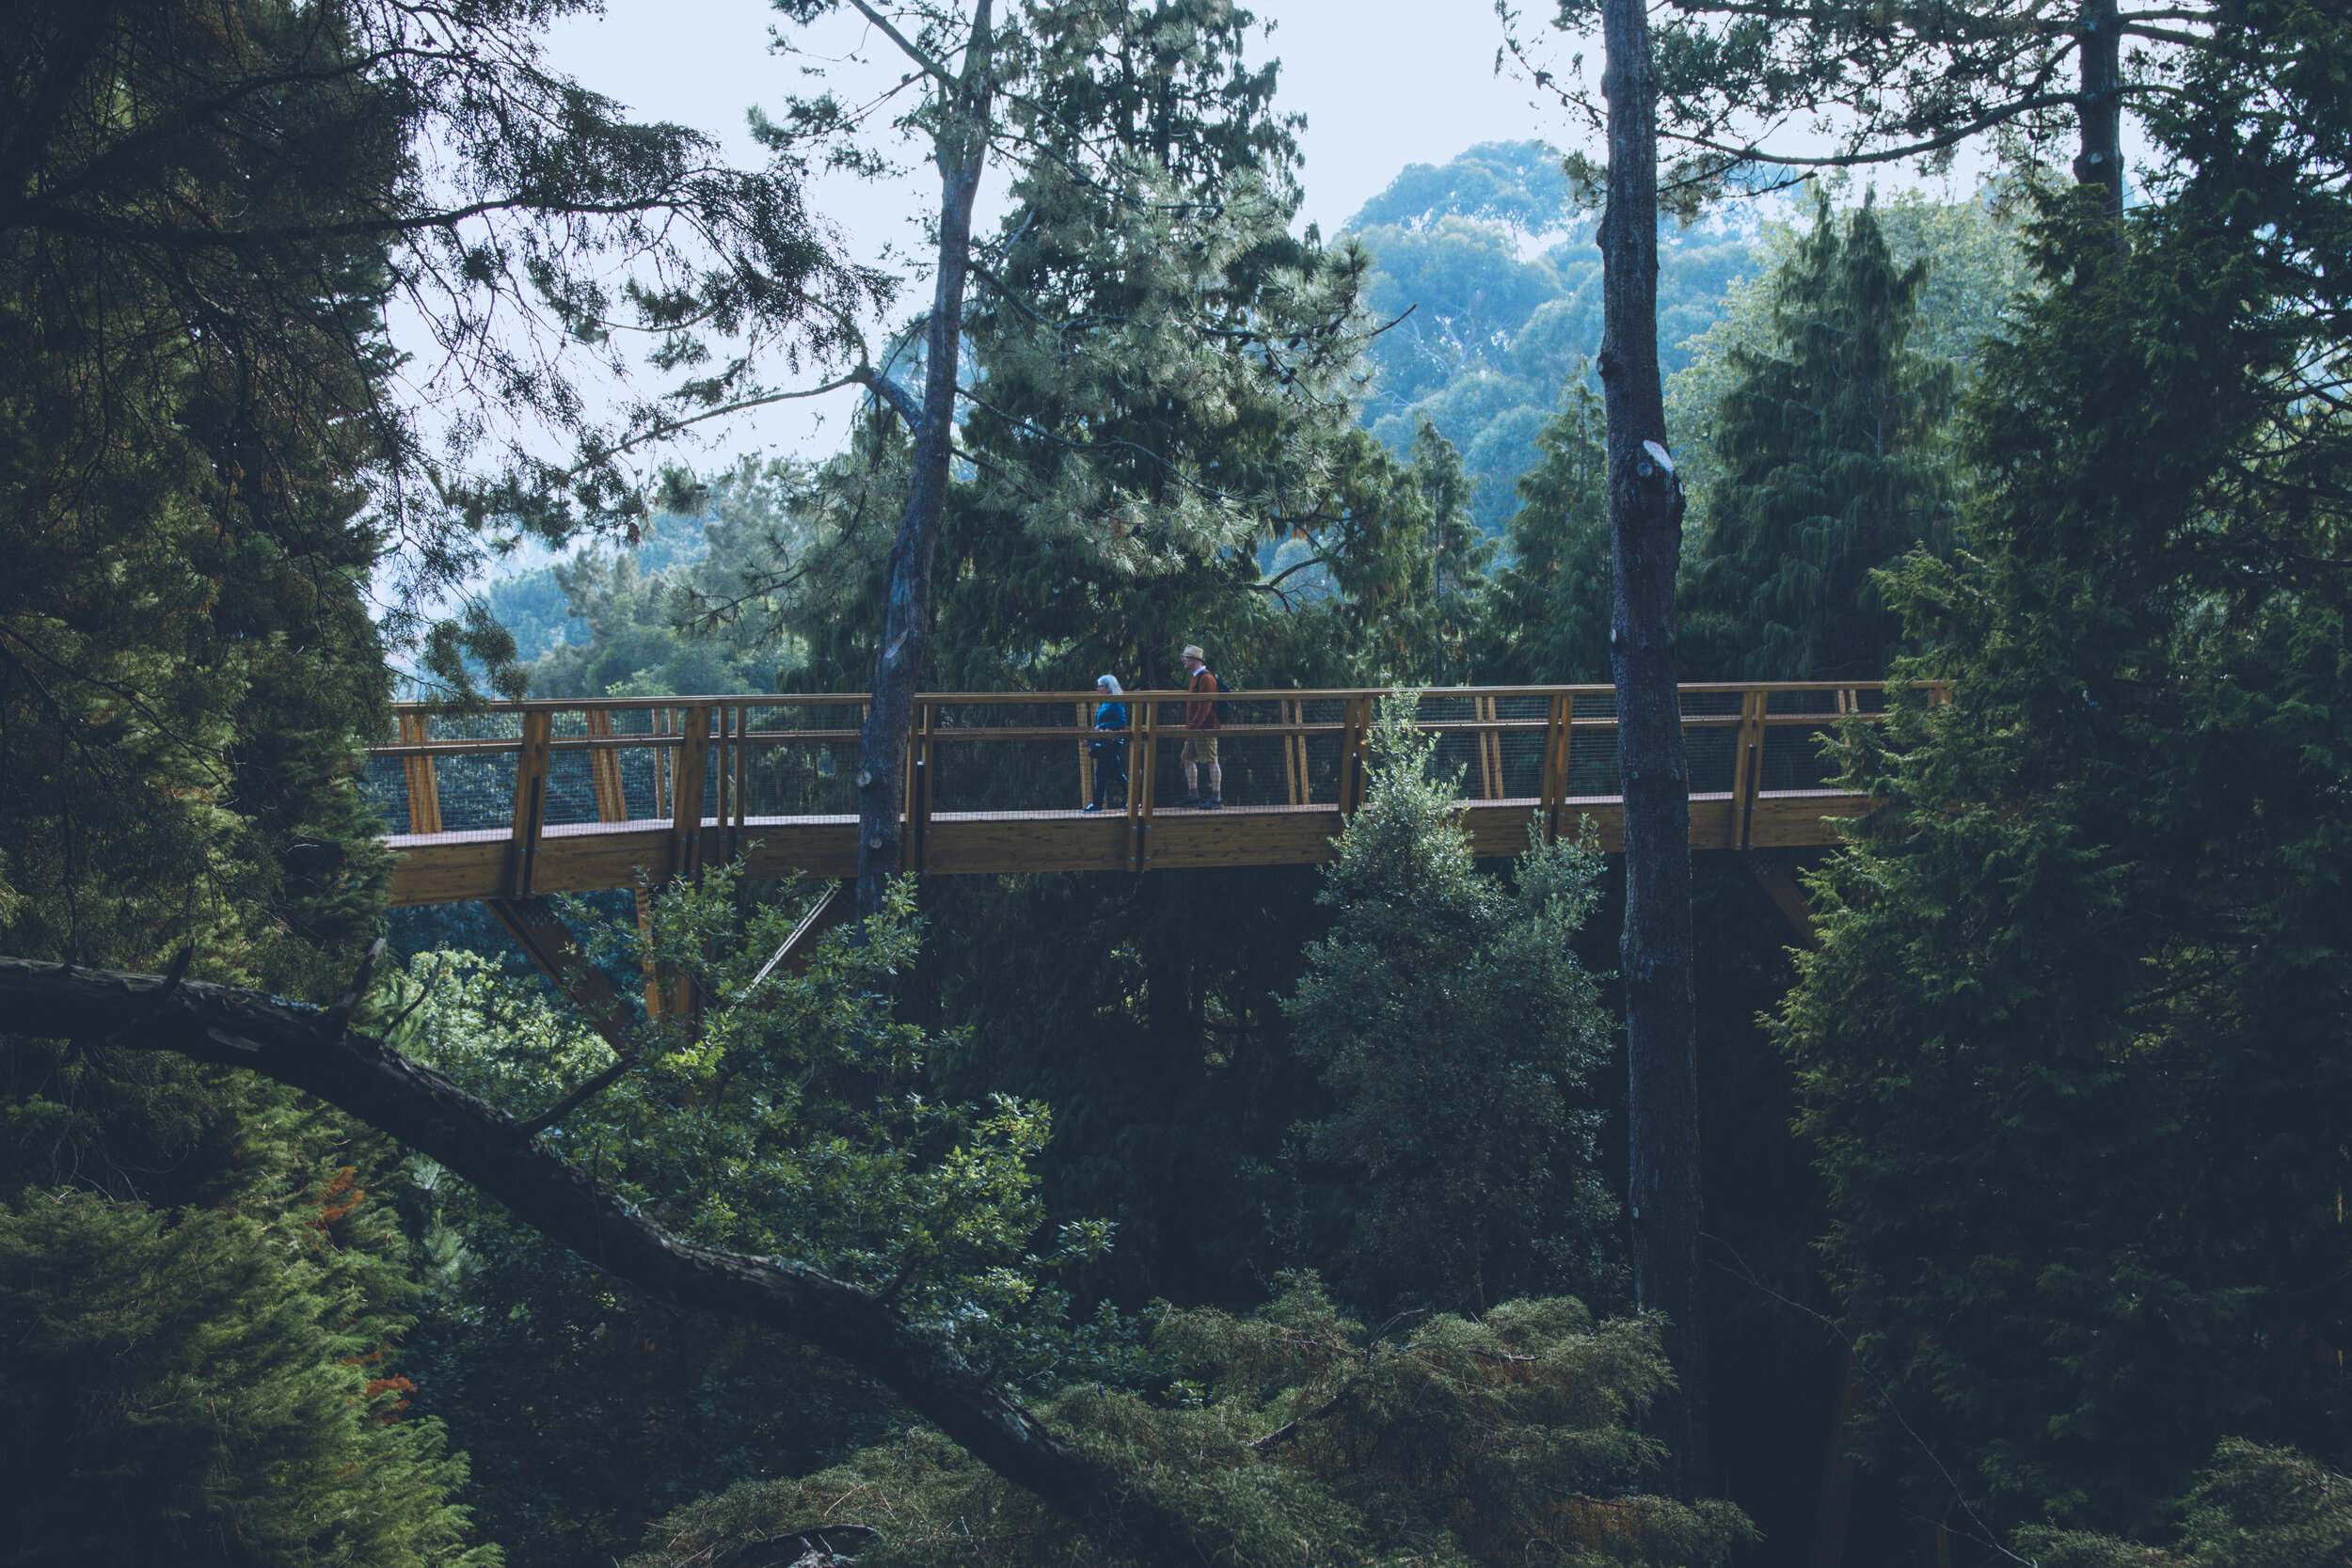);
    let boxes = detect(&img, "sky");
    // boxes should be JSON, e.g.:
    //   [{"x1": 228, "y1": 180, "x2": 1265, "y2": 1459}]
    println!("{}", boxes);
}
[{"x1": 543, "y1": 0, "x2": 1573, "y2": 242}]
